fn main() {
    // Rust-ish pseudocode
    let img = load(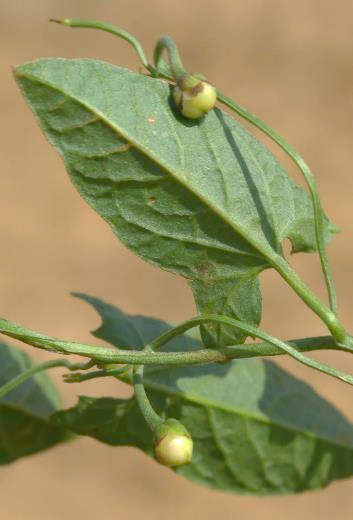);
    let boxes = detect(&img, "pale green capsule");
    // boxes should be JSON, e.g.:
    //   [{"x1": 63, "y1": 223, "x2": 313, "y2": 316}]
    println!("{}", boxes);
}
[
  {"x1": 154, "y1": 418, "x2": 193, "y2": 466},
  {"x1": 173, "y1": 75, "x2": 216, "y2": 119}
]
